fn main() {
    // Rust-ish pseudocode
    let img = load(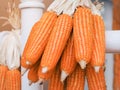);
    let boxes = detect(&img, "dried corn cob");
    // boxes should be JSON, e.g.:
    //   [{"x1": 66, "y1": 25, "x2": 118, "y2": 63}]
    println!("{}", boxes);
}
[
  {"x1": 40, "y1": 0, "x2": 78, "y2": 73},
  {"x1": 21, "y1": 11, "x2": 57, "y2": 68},
  {"x1": 21, "y1": 0, "x2": 67, "y2": 74},
  {"x1": 73, "y1": 7, "x2": 93, "y2": 69},
  {"x1": 48, "y1": 65, "x2": 64, "y2": 90},
  {"x1": 60, "y1": 34, "x2": 77, "y2": 82},
  {"x1": 38, "y1": 66, "x2": 54, "y2": 83},
  {"x1": 5, "y1": 69, "x2": 21, "y2": 90},
  {"x1": 0, "y1": 66, "x2": 8, "y2": 90},
  {"x1": 66, "y1": 65, "x2": 85, "y2": 90},
  {"x1": 86, "y1": 65, "x2": 106, "y2": 90},
  {"x1": 28, "y1": 60, "x2": 40, "y2": 85},
  {"x1": 90, "y1": 14, "x2": 105, "y2": 72},
  {"x1": 40, "y1": 14, "x2": 72, "y2": 73}
]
